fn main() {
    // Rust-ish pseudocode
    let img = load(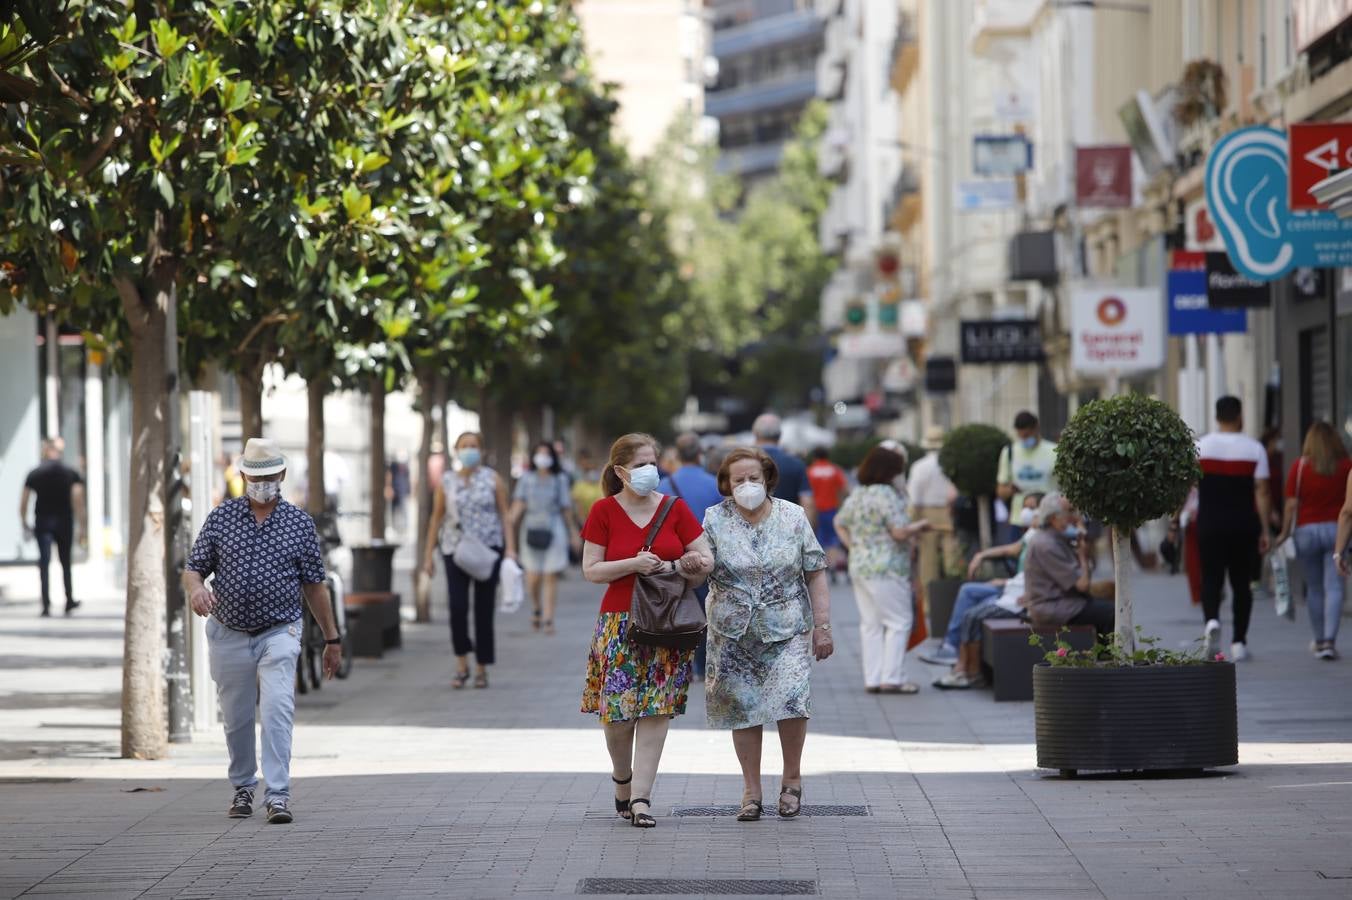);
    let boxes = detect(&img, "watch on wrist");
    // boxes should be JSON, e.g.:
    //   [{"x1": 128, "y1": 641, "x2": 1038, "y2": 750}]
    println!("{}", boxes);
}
[{"x1": 324, "y1": 636, "x2": 342, "y2": 646}]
